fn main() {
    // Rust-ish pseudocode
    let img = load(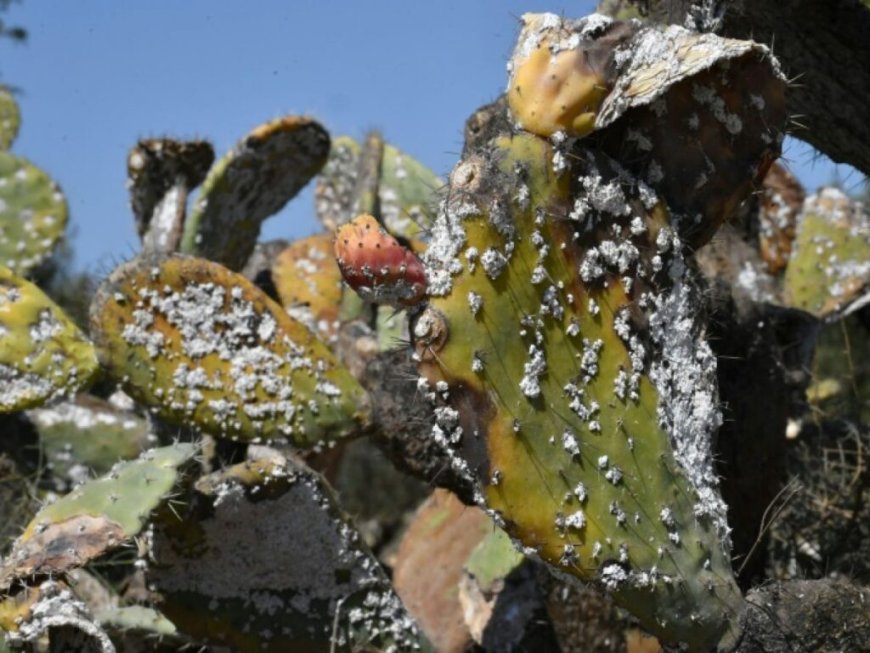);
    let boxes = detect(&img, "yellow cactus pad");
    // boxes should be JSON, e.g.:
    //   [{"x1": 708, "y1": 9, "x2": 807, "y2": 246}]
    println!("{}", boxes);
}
[
  {"x1": 271, "y1": 233, "x2": 342, "y2": 340},
  {"x1": 784, "y1": 188, "x2": 870, "y2": 318},
  {"x1": 90, "y1": 255, "x2": 371, "y2": 446},
  {"x1": 0, "y1": 265, "x2": 99, "y2": 412}
]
